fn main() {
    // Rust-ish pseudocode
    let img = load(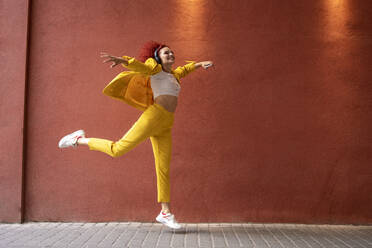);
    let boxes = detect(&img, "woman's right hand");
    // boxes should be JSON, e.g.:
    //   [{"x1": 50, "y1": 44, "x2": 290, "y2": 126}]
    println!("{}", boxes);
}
[{"x1": 100, "y1": 52, "x2": 128, "y2": 68}]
